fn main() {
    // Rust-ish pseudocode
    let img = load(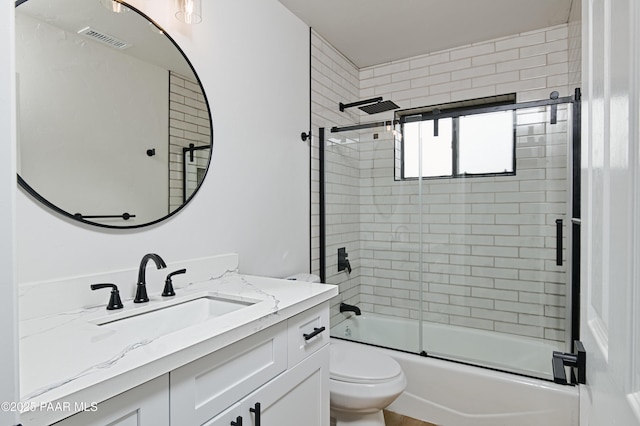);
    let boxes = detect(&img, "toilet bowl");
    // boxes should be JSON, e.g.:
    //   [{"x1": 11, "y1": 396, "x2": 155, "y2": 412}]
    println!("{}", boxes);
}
[{"x1": 330, "y1": 343, "x2": 407, "y2": 426}]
